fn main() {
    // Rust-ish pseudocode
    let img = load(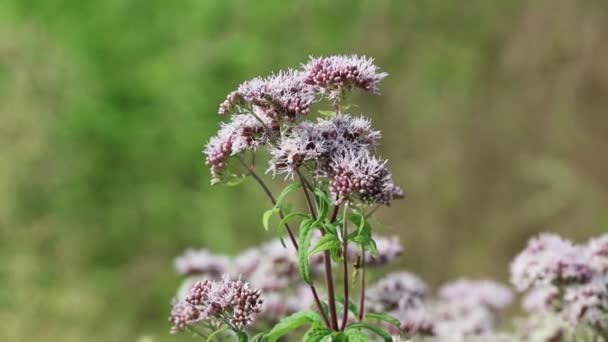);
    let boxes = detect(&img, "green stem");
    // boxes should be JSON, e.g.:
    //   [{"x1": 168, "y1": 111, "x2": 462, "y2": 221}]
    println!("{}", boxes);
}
[
  {"x1": 340, "y1": 203, "x2": 350, "y2": 331},
  {"x1": 357, "y1": 244, "x2": 366, "y2": 321},
  {"x1": 237, "y1": 157, "x2": 331, "y2": 329}
]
